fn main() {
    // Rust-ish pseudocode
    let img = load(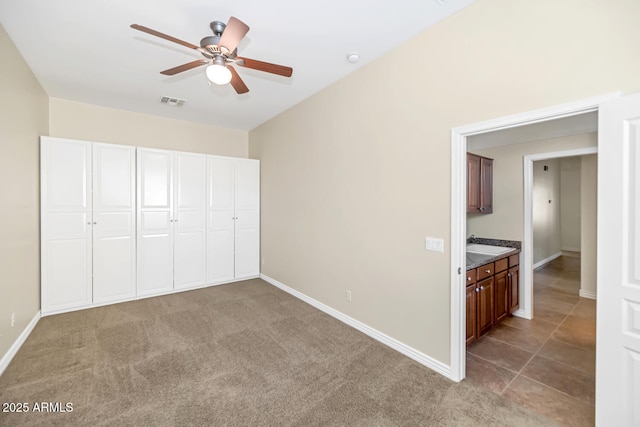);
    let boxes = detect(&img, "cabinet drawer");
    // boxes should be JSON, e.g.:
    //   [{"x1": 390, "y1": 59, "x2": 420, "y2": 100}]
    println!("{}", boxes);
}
[
  {"x1": 477, "y1": 262, "x2": 495, "y2": 280},
  {"x1": 466, "y1": 269, "x2": 477, "y2": 284},
  {"x1": 495, "y1": 257, "x2": 508, "y2": 273},
  {"x1": 509, "y1": 253, "x2": 520, "y2": 267}
]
